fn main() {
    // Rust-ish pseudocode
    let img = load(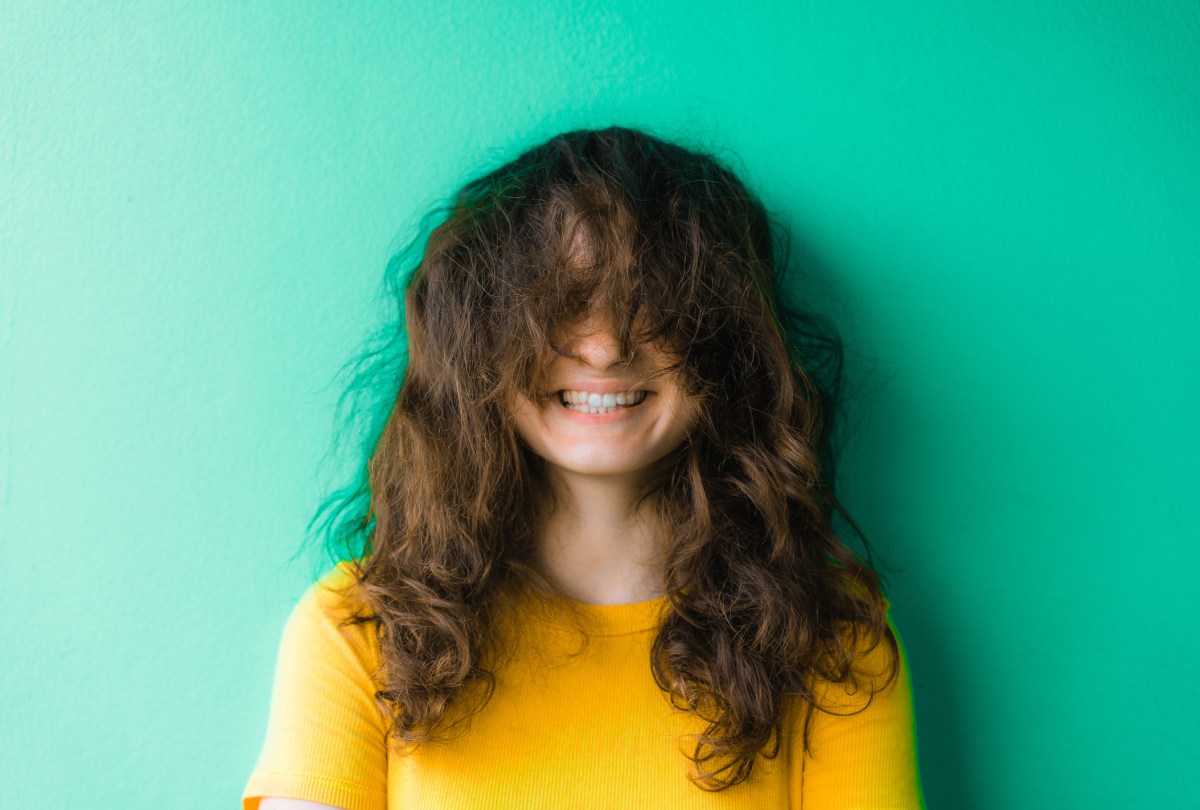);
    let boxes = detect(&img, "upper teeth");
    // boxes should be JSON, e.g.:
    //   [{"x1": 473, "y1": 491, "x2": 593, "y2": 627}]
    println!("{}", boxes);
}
[{"x1": 560, "y1": 389, "x2": 647, "y2": 407}]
